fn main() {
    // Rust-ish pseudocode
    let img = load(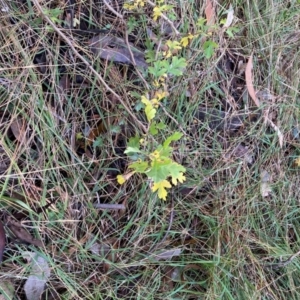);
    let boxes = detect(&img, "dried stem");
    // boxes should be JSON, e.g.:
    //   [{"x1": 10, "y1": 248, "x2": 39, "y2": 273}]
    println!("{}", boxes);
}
[
  {"x1": 124, "y1": 31, "x2": 150, "y2": 89},
  {"x1": 94, "y1": 203, "x2": 126, "y2": 210},
  {"x1": 103, "y1": 0, "x2": 124, "y2": 19}
]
